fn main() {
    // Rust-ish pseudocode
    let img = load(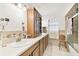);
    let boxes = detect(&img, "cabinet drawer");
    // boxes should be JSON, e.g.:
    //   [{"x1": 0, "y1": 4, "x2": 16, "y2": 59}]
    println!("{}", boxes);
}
[
  {"x1": 20, "y1": 41, "x2": 39, "y2": 56},
  {"x1": 33, "y1": 46, "x2": 40, "y2": 56},
  {"x1": 20, "y1": 48, "x2": 32, "y2": 56}
]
